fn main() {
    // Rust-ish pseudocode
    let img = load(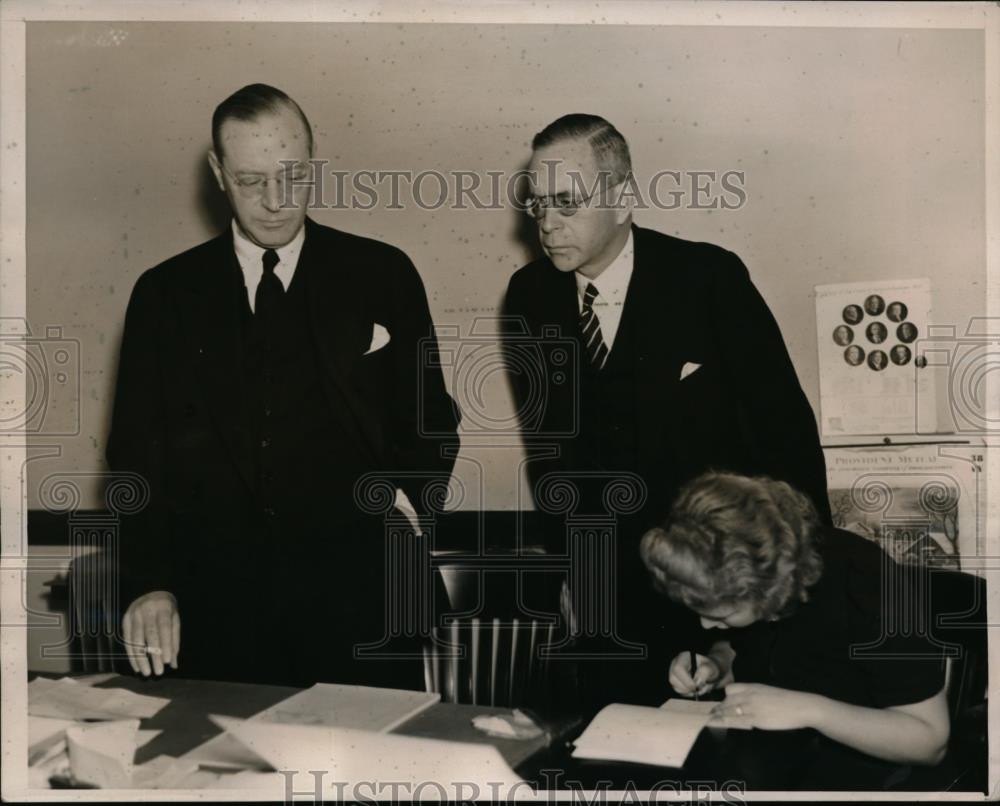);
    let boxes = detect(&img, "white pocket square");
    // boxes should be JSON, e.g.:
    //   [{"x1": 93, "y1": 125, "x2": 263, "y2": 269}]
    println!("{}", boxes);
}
[
  {"x1": 364, "y1": 323, "x2": 391, "y2": 355},
  {"x1": 680, "y1": 361, "x2": 702, "y2": 381}
]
